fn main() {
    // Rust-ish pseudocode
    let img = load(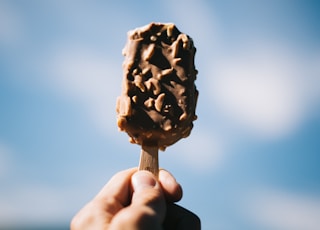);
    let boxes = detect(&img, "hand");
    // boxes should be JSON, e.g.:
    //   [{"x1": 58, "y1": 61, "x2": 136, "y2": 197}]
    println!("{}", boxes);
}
[{"x1": 71, "y1": 168, "x2": 200, "y2": 230}]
